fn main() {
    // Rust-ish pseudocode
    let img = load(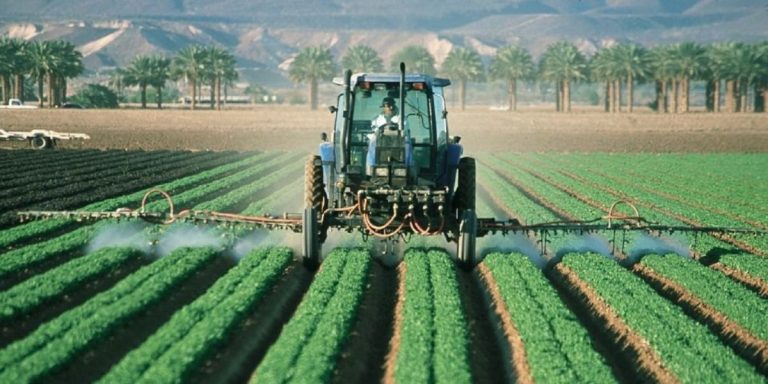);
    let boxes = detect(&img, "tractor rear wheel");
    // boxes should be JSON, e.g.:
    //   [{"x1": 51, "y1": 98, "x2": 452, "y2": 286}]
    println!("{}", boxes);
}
[
  {"x1": 305, "y1": 155, "x2": 329, "y2": 242},
  {"x1": 302, "y1": 207, "x2": 320, "y2": 269},
  {"x1": 457, "y1": 209, "x2": 477, "y2": 270},
  {"x1": 305, "y1": 155, "x2": 325, "y2": 211},
  {"x1": 453, "y1": 157, "x2": 476, "y2": 214}
]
